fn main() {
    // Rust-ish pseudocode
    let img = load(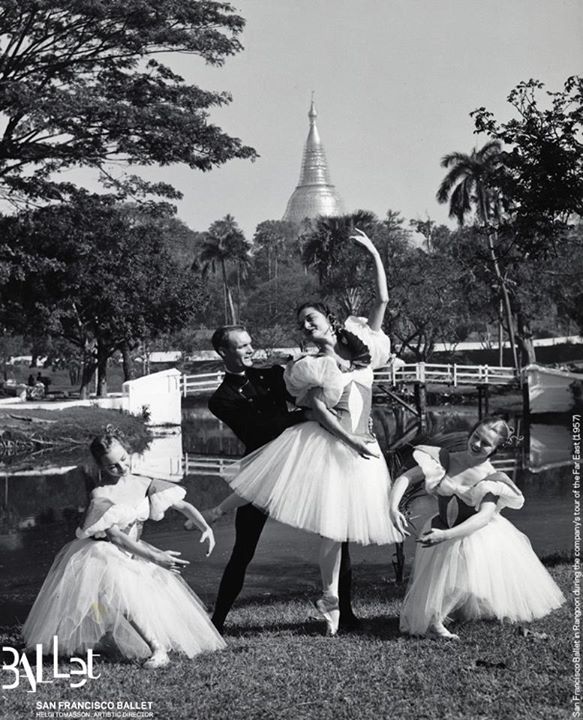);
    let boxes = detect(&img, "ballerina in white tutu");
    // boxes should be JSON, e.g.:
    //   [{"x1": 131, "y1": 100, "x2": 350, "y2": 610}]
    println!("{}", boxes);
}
[
  {"x1": 389, "y1": 416, "x2": 566, "y2": 639},
  {"x1": 206, "y1": 228, "x2": 402, "y2": 635},
  {"x1": 22, "y1": 433, "x2": 225, "y2": 668}
]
